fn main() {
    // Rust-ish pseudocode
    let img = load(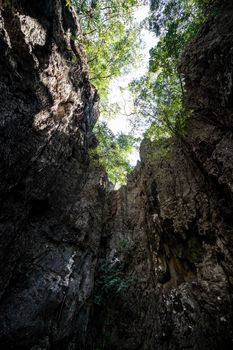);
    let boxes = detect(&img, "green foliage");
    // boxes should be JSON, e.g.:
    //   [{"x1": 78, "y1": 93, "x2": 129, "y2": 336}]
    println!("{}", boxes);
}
[
  {"x1": 130, "y1": 0, "x2": 214, "y2": 141},
  {"x1": 65, "y1": 0, "x2": 71, "y2": 7},
  {"x1": 70, "y1": 0, "x2": 142, "y2": 101},
  {"x1": 118, "y1": 238, "x2": 136, "y2": 254},
  {"x1": 149, "y1": 0, "x2": 212, "y2": 37},
  {"x1": 94, "y1": 257, "x2": 133, "y2": 305},
  {"x1": 67, "y1": 1, "x2": 143, "y2": 187},
  {"x1": 141, "y1": 136, "x2": 172, "y2": 165},
  {"x1": 90, "y1": 122, "x2": 139, "y2": 187}
]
